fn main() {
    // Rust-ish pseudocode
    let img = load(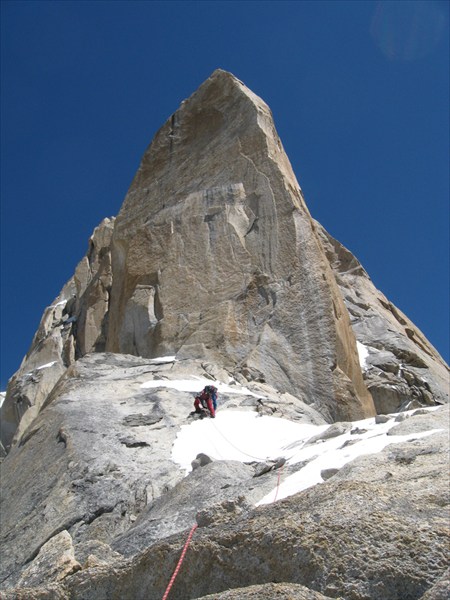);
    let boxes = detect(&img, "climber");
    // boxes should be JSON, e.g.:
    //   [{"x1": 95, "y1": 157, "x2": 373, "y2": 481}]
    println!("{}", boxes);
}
[{"x1": 193, "y1": 385, "x2": 218, "y2": 418}]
